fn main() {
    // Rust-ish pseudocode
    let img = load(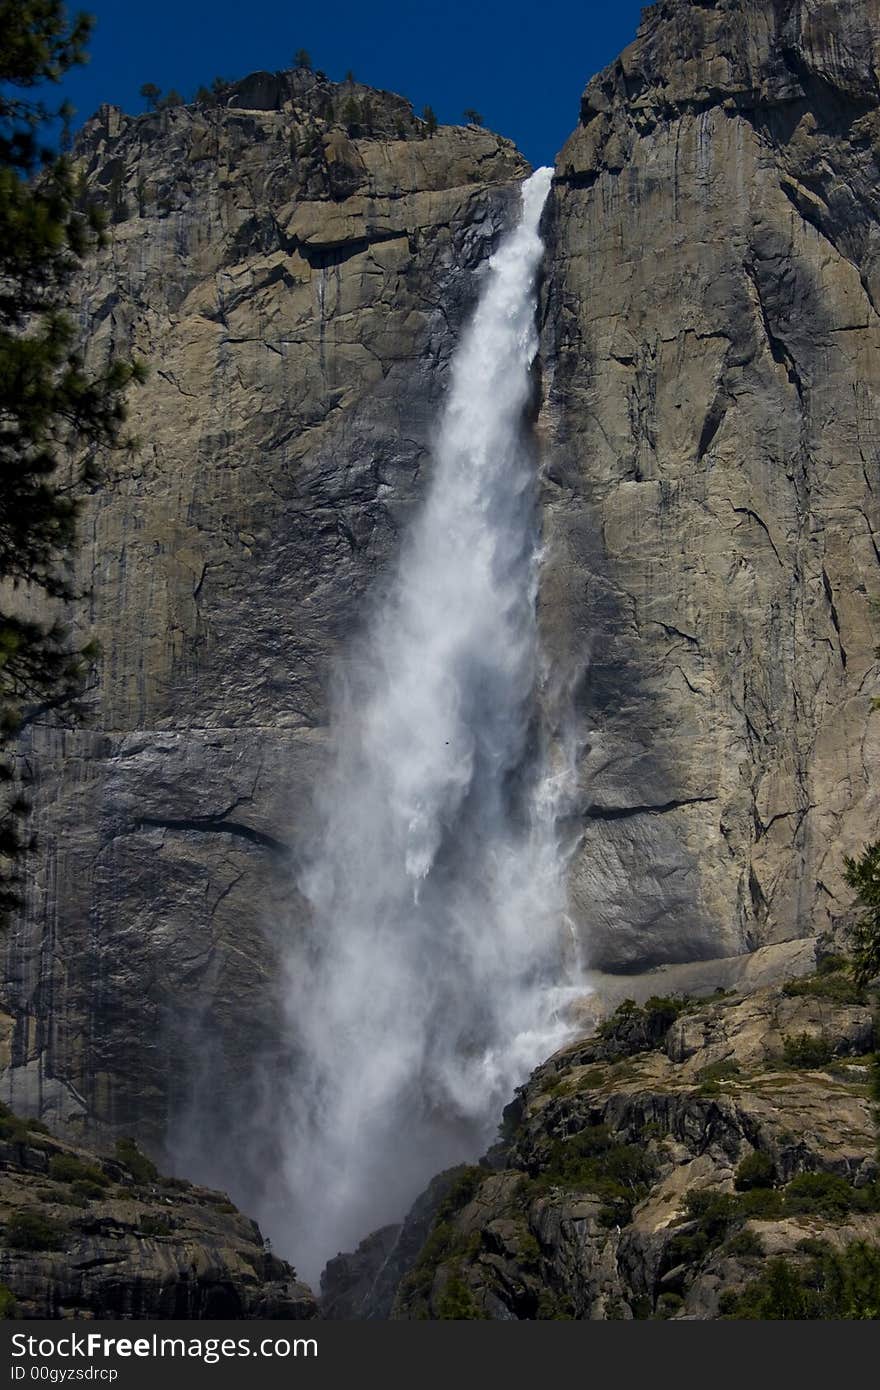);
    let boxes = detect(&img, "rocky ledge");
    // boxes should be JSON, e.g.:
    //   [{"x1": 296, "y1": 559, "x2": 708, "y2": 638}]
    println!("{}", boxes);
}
[
  {"x1": 324, "y1": 956, "x2": 879, "y2": 1319},
  {"x1": 0, "y1": 1117, "x2": 317, "y2": 1319}
]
